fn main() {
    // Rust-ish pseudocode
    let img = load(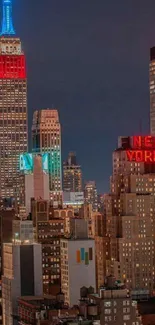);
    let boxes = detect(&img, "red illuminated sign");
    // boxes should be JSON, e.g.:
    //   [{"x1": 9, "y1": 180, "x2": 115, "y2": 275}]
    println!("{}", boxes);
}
[
  {"x1": 126, "y1": 136, "x2": 155, "y2": 163},
  {"x1": 132, "y1": 136, "x2": 155, "y2": 149},
  {"x1": 0, "y1": 55, "x2": 26, "y2": 79},
  {"x1": 126, "y1": 150, "x2": 155, "y2": 163}
]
